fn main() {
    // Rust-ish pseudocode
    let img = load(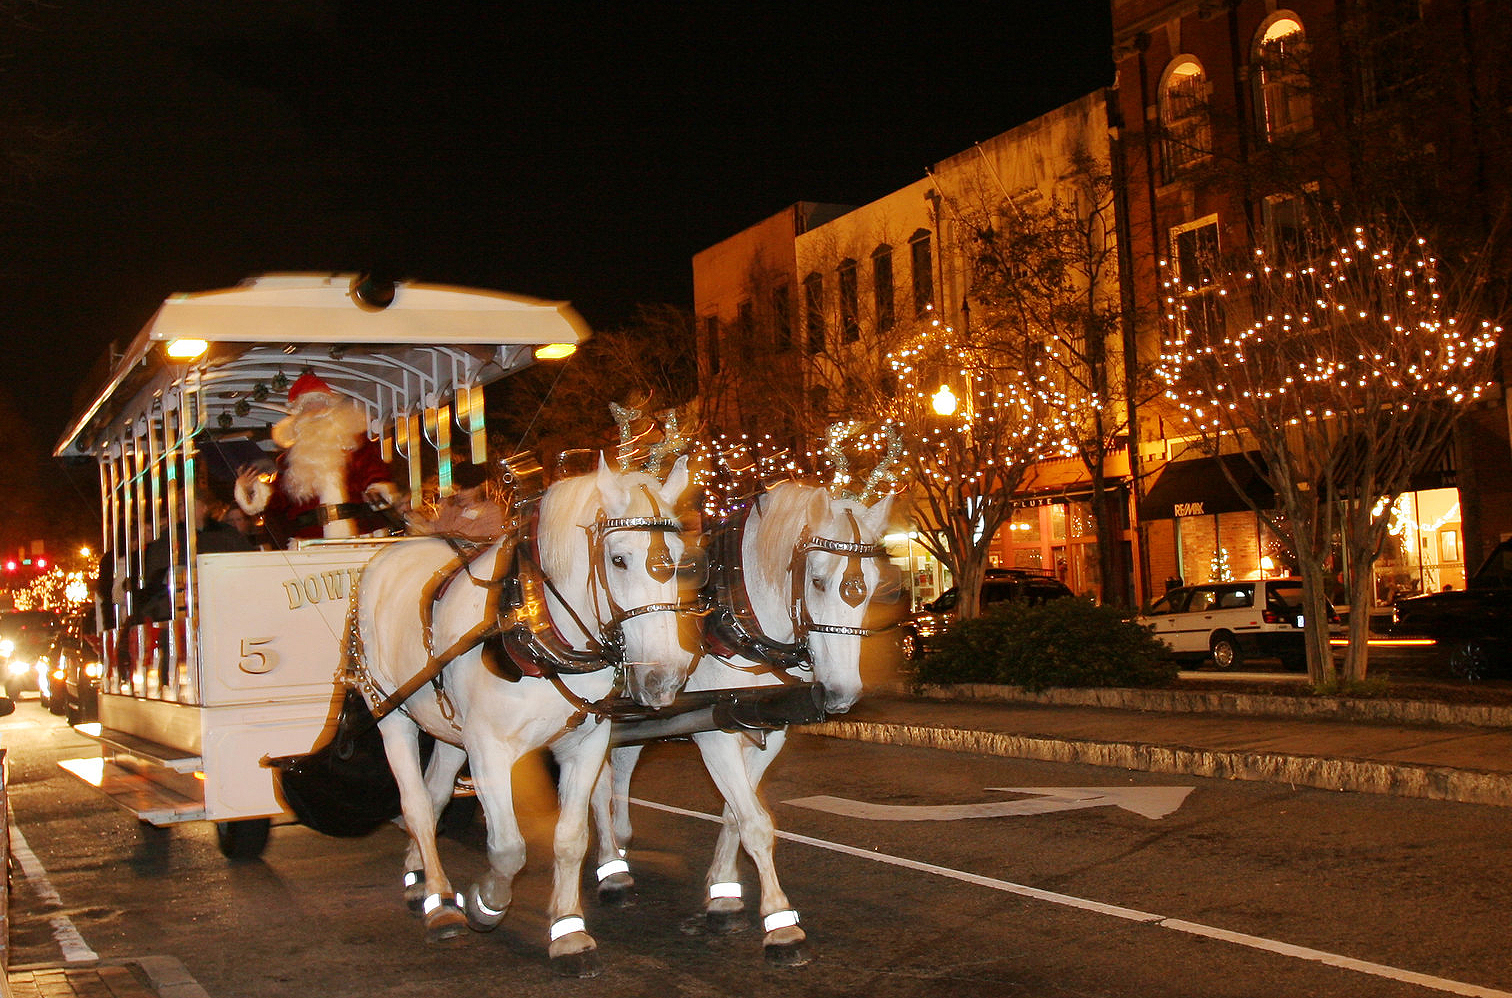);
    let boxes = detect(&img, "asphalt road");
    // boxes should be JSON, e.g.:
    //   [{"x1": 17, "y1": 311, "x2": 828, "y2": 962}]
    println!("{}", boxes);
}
[{"x1": 5, "y1": 697, "x2": 1512, "y2": 998}]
